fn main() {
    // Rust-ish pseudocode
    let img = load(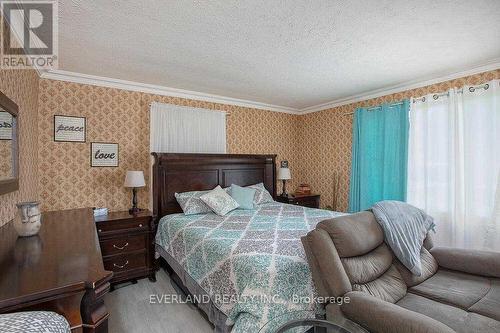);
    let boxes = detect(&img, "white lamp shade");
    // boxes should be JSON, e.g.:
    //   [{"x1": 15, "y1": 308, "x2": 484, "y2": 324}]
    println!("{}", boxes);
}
[
  {"x1": 277, "y1": 167, "x2": 291, "y2": 180},
  {"x1": 124, "y1": 171, "x2": 145, "y2": 188}
]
